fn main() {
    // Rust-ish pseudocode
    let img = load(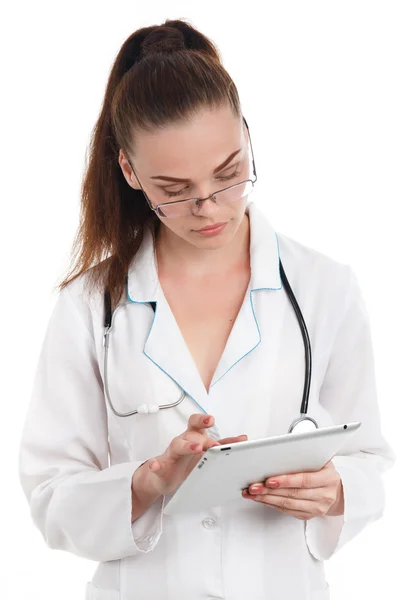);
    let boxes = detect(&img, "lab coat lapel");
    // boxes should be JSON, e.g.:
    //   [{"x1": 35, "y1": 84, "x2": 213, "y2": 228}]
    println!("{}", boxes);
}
[
  {"x1": 145, "y1": 289, "x2": 211, "y2": 408},
  {"x1": 126, "y1": 224, "x2": 210, "y2": 409},
  {"x1": 126, "y1": 200, "x2": 282, "y2": 409},
  {"x1": 210, "y1": 201, "x2": 282, "y2": 388}
]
